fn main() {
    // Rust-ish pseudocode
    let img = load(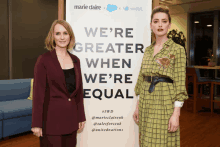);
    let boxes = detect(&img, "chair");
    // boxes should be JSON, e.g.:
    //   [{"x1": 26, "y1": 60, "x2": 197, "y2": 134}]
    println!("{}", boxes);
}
[
  {"x1": 210, "y1": 80, "x2": 220, "y2": 114},
  {"x1": 185, "y1": 67, "x2": 213, "y2": 113}
]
